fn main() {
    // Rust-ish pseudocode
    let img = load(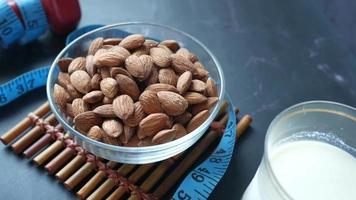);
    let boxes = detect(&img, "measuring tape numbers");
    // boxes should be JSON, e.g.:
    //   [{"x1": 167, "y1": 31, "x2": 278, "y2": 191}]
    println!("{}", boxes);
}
[{"x1": 0, "y1": 0, "x2": 24, "y2": 47}]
